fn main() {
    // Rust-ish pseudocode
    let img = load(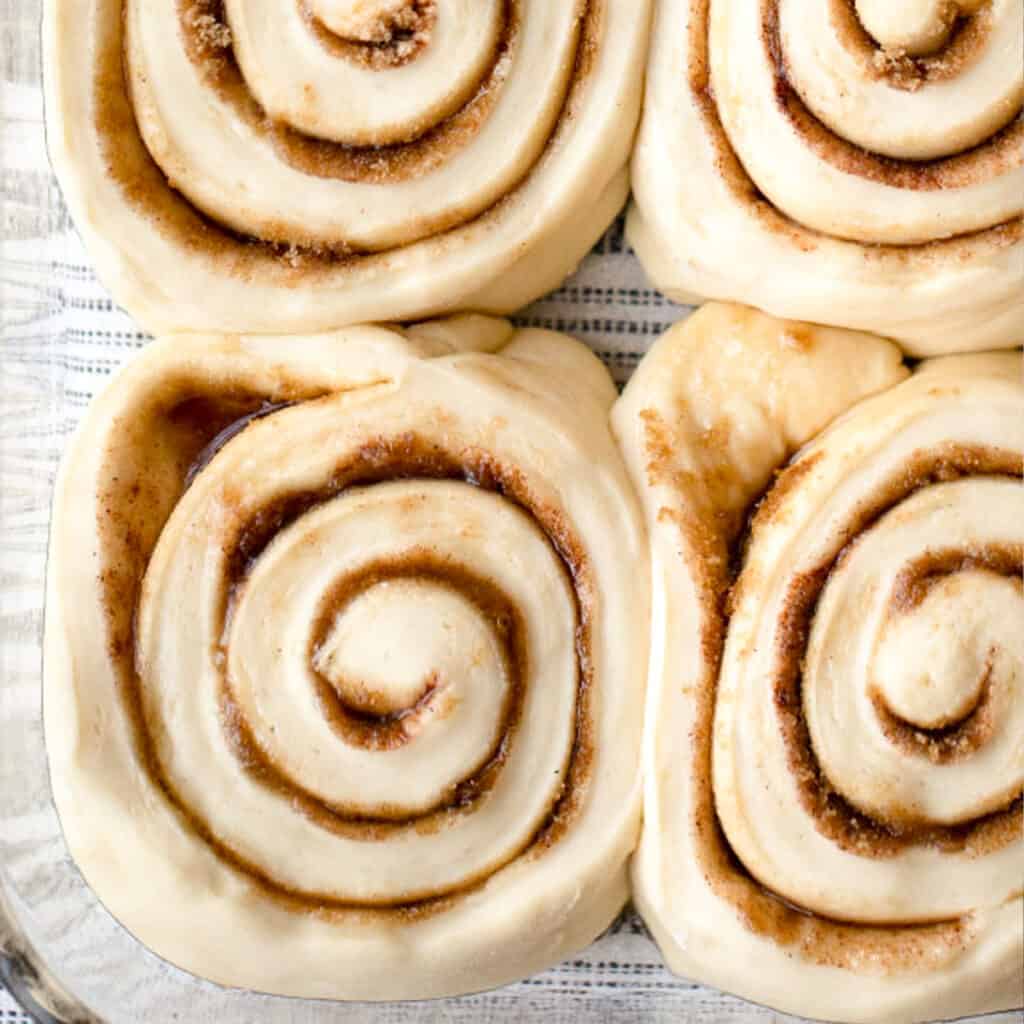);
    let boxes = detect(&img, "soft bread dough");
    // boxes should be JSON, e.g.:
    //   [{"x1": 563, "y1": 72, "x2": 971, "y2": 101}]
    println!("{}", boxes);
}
[
  {"x1": 612, "y1": 303, "x2": 1023, "y2": 1023},
  {"x1": 629, "y1": 0, "x2": 1024, "y2": 355},
  {"x1": 44, "y1": 316, "x2": 649, "y2": 1000},
  {"x1": 43, "y1": 1, "x2": 651, "y2": 334}
]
